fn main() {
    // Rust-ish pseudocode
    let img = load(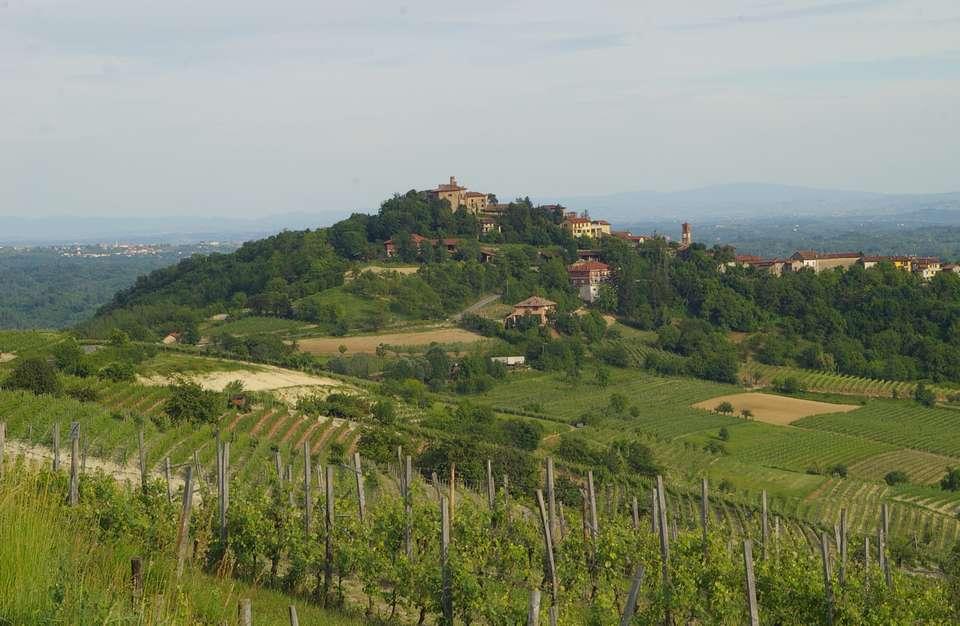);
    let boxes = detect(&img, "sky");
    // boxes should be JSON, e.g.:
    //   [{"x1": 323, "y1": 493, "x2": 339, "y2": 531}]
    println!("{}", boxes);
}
[{"x1": 1, "y1": 0, "x2": 958, "y2": 218}]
